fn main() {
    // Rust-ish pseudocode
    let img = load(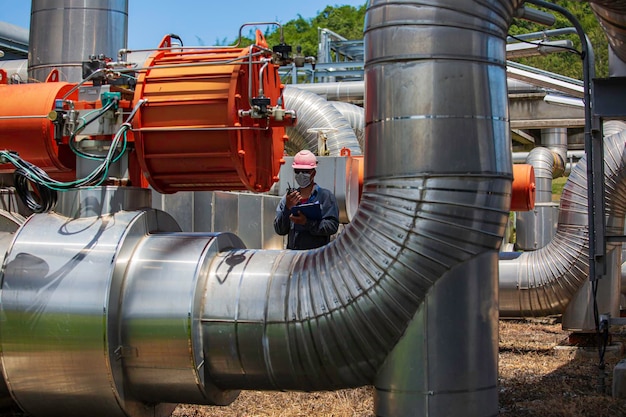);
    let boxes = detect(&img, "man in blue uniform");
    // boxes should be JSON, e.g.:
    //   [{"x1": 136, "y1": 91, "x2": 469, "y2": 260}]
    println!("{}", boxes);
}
[{"x1": 274, "y1": 150, "x2": 340, "y2": 250}]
